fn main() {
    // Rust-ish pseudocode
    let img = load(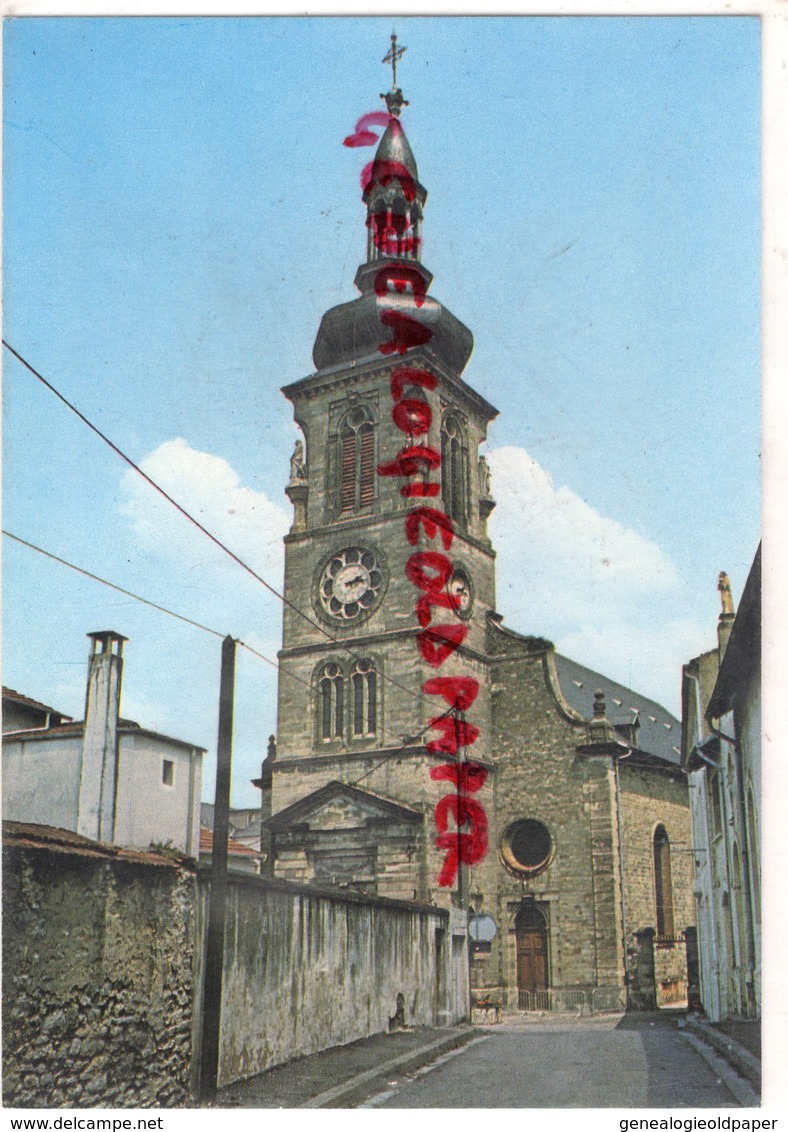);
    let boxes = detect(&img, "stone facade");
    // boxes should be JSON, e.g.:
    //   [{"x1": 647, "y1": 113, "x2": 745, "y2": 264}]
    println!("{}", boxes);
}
[
  {"x1": 467, "y1": 624, "x2": 694, "y2": 1007},
  {"x1": 3, "y1": 824, "x2": 197, "y2": 1108},
  {"x1": 4, "y1": 819, "x2": 469, "y2": 1104},
  {"x1": 681, "y1": 548, "x2": 761, "y2": 1021},
  {"x1": 264, "y1": 780, "x2": 423, "y2": 899},
  {"x1": 265, "y1": 89, "x2": 695, "y2": 1013},
  {"x1": 619, "y1": 763, "x2": 696, "y2": 1004}
]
